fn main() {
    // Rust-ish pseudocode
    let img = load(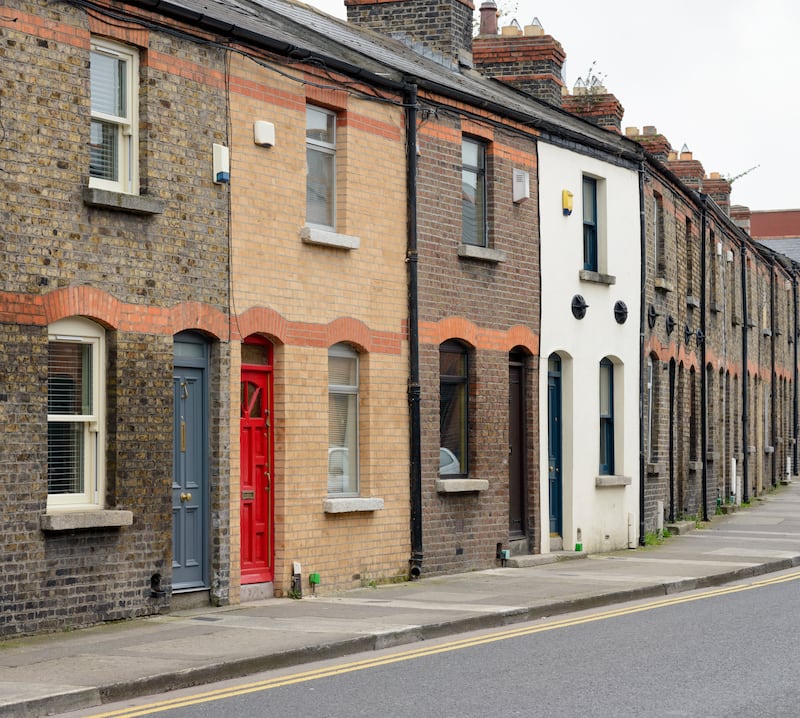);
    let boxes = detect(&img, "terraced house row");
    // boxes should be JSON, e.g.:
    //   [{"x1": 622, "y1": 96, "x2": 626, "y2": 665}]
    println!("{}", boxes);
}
[{"x1": 1, "y1": 0, "x2": 796, "y2": 637}]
